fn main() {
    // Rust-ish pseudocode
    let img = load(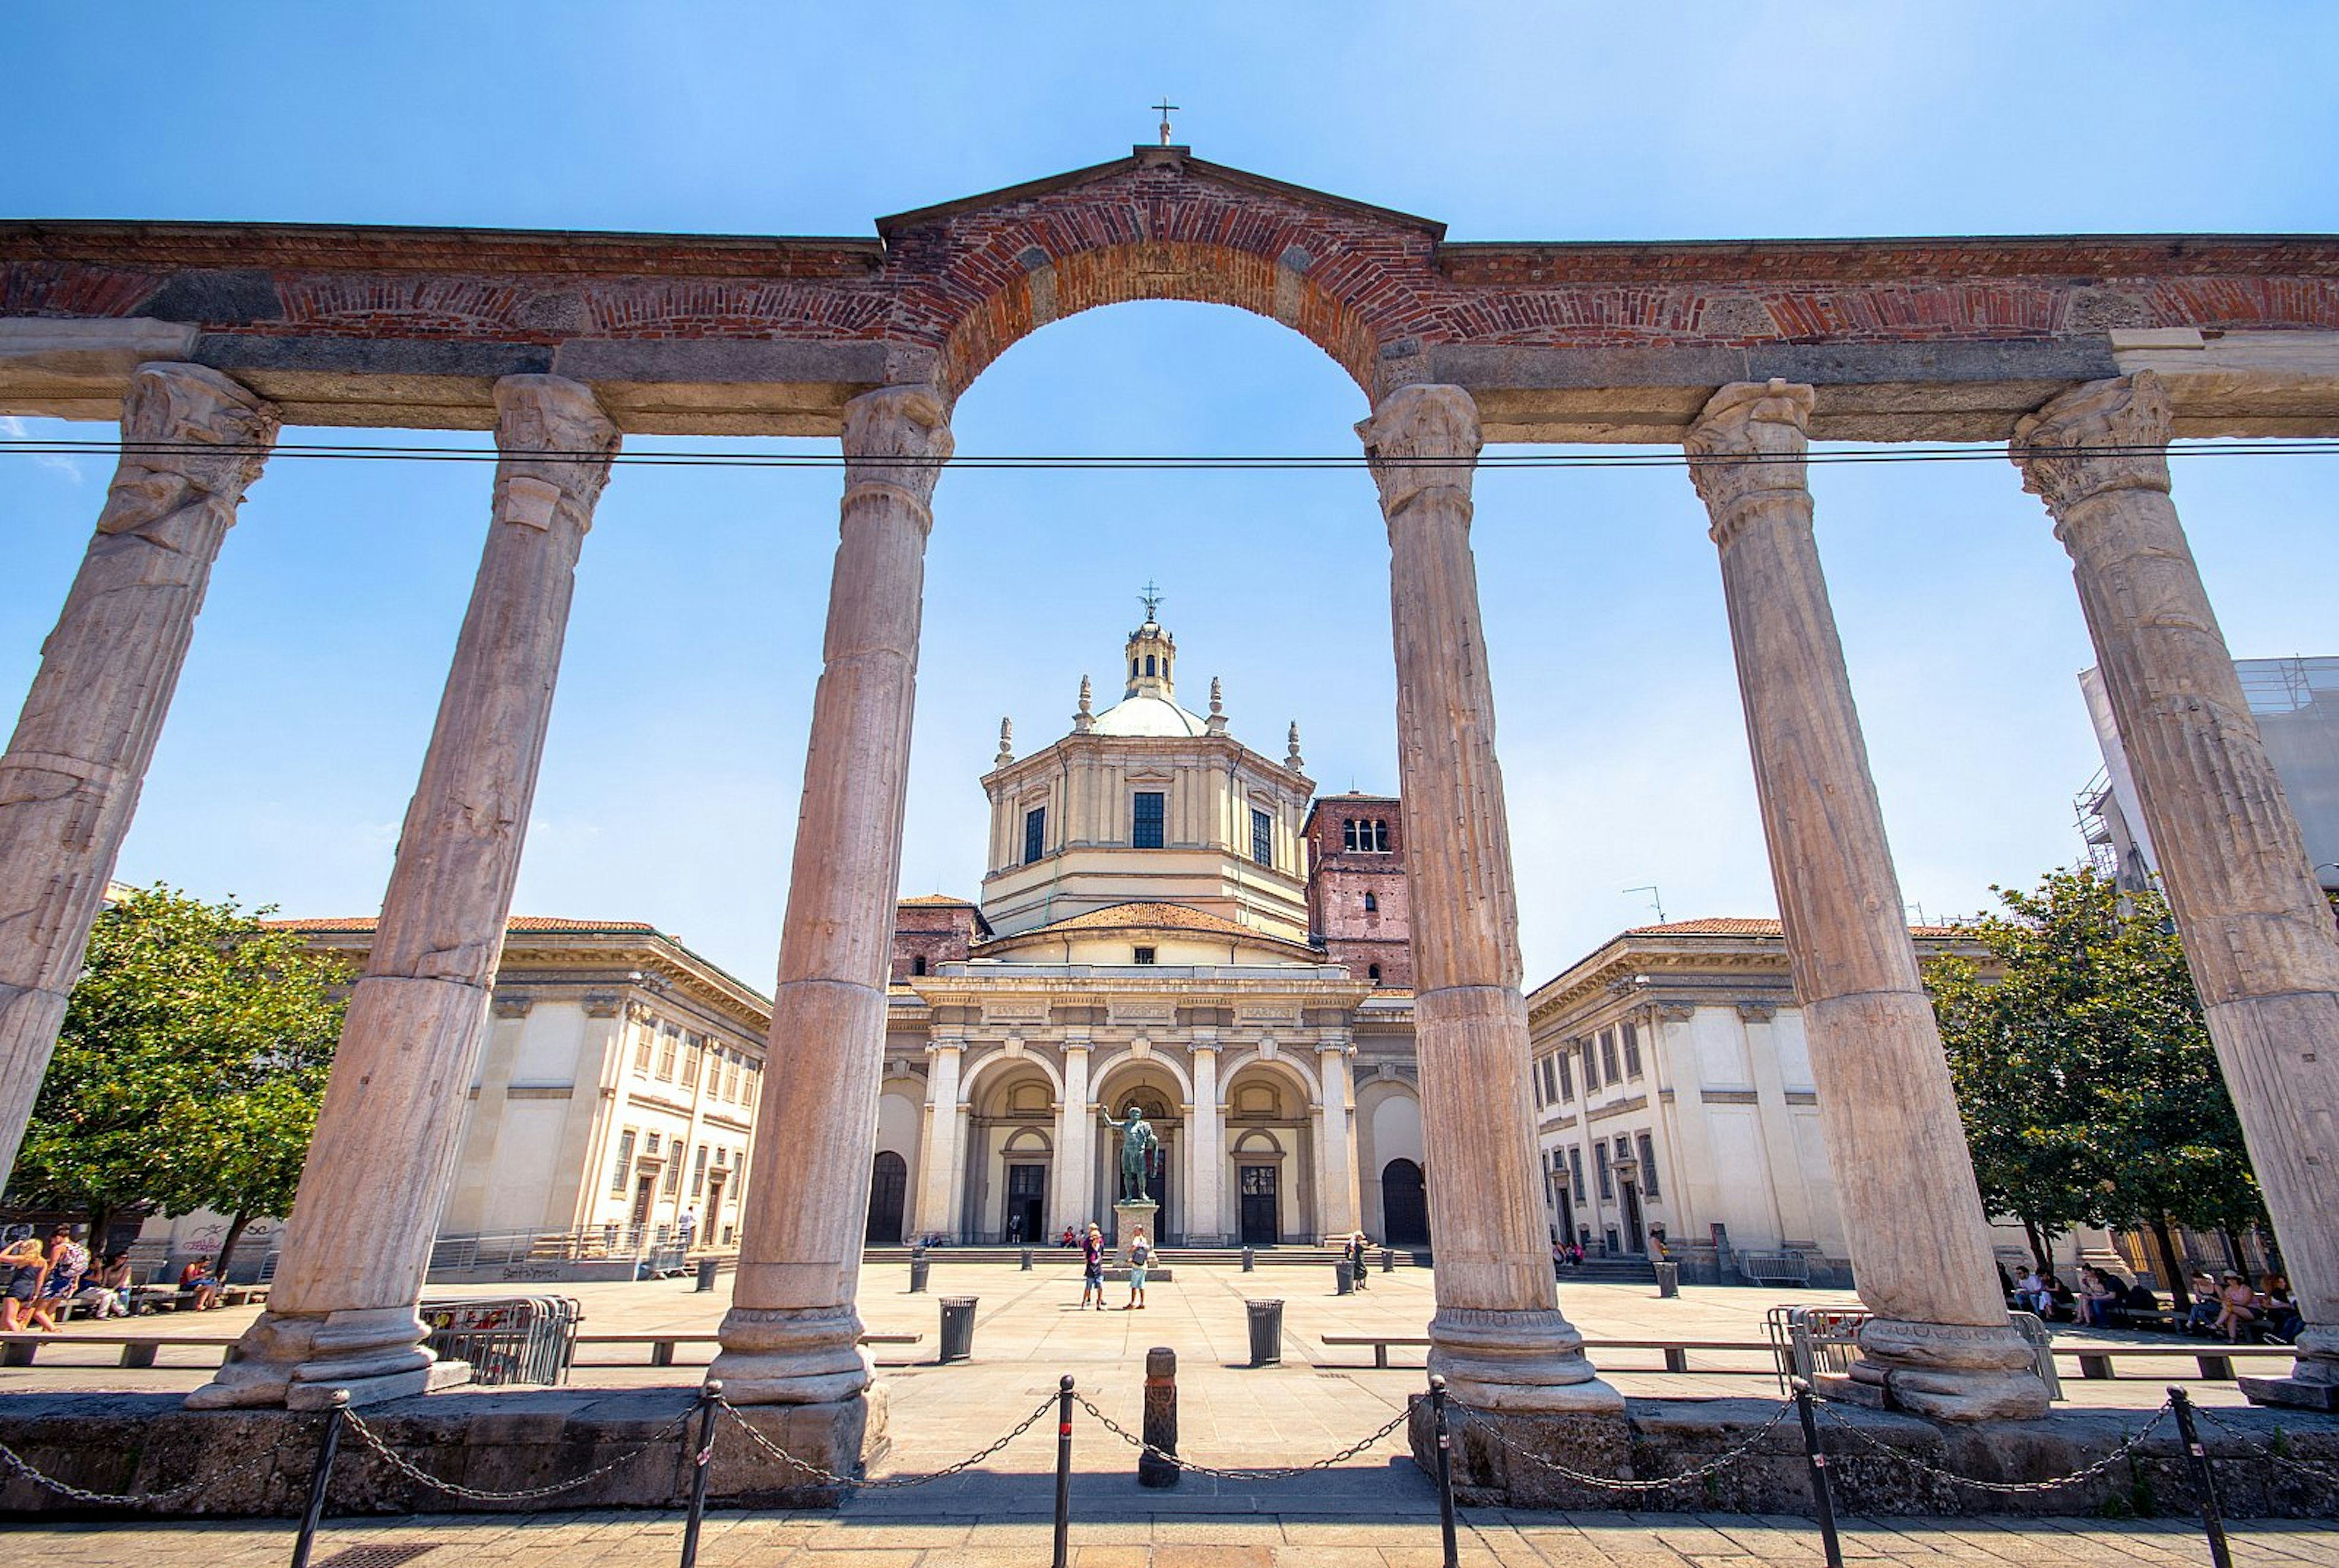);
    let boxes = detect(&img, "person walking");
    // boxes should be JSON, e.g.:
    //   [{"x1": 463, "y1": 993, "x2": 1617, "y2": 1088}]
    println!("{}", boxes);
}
[
  {"x1": 1124, "y1": 1228, "x2": 1151, "y2": 1309},
  {"x1": 1346, "y1": 1230, "x2": 1371, "y2": 1293},
  {"x1": 1079, "y1": 1223, "x2": 1106, "y2": 1310}
]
